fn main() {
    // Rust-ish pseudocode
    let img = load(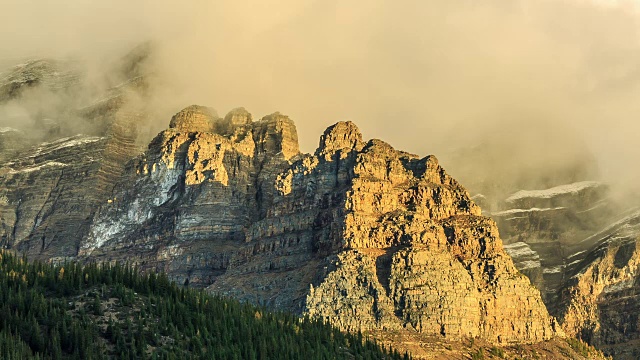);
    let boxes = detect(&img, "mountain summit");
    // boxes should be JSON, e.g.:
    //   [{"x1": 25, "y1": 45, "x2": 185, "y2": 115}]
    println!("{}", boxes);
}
[{"x1": 70, "y1": 106, "x2": 558, "y2": 344}]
